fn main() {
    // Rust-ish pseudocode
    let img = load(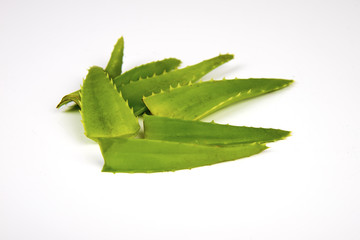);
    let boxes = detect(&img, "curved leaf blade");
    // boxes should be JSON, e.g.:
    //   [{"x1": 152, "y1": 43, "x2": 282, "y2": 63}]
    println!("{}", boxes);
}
[{"x1": 56, "y1": 90, "x2": 81, "y2": 108}]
